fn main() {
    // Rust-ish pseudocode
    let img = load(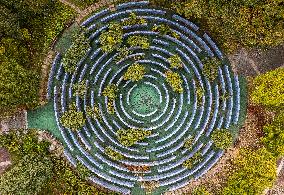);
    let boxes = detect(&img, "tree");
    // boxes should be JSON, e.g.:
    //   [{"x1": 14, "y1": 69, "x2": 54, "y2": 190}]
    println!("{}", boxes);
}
[
  {"x1": 222, "y1": 148, "x2": 277, "y2": 195},
  {"x1": 251, "y1": 67, "x2": 284, "y2": 109},
  {"x1": 168, "y1": 54, "x2": 183, "y2": 69},
  {"x1": 127, "y1": 35, "x2": 150, "y2": 49},
  {"x1": 0, "y1": 154, "x2": 53, "y2": 195},
  {"x1": 0, "y1": 5, "x2": 20, "y2": 38},
  {"x1": 0, "y1": 57, "x2": 39, "y2": 117},
  {"x1": 165, "y1": 70, "x2": 183, "y2": 93},
  {"x1": 262, "y1": 112, "x2": 284, "y2": 158}
]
